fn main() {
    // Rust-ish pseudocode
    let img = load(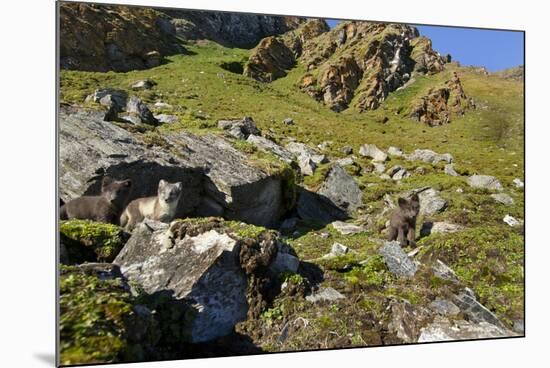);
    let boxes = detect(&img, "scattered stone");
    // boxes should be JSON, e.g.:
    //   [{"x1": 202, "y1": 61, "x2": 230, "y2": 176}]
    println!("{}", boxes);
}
[
  {"x1": 298, "y1": 156, "x2": 316, "y2": 176},
  {"x1": 387, "y1": 146, "x2": 403, "y2": 157},
  {"x1": 513, "y1": 320, "x2": 525, "y2": 334},
  {"x1": 124, "y1": 95, "x2": 159, "y2": 125},
  {"x1": 310, "y1": 154, "x2": 328, "y2": 165},
  {"x1": 467, "y1": 175, "x2": 503, "y2": 191},
  {"x1": 335, "y1": 157, "x2": 355, "y2": 167},
  {"x1": 283, "y1": 117, "x2": 294, "y2": 125},
  {"x1": 418, "y1": 317, "x2": 515, "y2": 342},
  {"x1": 246, "y1": 135, "x2": 295, "y2": 163},
  {"x1": 491, "y1": 193, "x2": 514, "y2": 205},
  {"x1": 429, "y1": 298, "x2": 461, "y2": 316},
  {"x1": 85, "y1": 88, "x2": 128, "y2": 107},
  {"x1": 456, "y1": 187, "x2": 464, "y2": 193},
  {"x1": 270, "y1": 251, "x2": 300, "y2": 275},
  {"x1": 218, "y1": 117, "x2": 261, "y2": 139},
  {"x1": 341, "y1": 146, "x2": 353, "y2": 155},
  {"x1": 285, "y1": 142, "x2": 327, "y2": 164},
  {"x1": 131, "y1": 79, "x2": 156, "y2": 90},
  {"x1": 391, "y1": 167, "x2": 410, "y2": 180},
  {"x1": 154, "y1": 114, "x2": 179, "y2": 124},
  {"x1": 389, "y1": 300, "x2": 431, "y2": 343},
  {"x1": 378, "y1": 241, "x2": 417, "y2": 277},
  {"x1": 420, "y1": 222, "x2": 464, "y2": 237},
  {"x1": 503, "y1": 215, "x2": 522, "y2": 227},
  {"x1": 359, "y1": 144, "x2": 388, "y2": 162},
  {"x1": 373, "y1": 162, "x2": 386, "y2": 174},
  {"x1": 416, "y1": 187, "x2": 448, "y2": 215},
  {"x1": 405, "y1": 149, "x2": 453, "y2": 165},
  {"x1": 317, "y1": 141, "x2": 333, "y2": 151},
  {"x1": 153, "y1": 101, "x2": 173, "y2": 109},
  {"x1": 331, "y1": 221, "x2": 367, "y2": 235},
  {"x1": 452, "y1": 289, "x2": 507, "y2": 329},
  {"x1": 431, "y1": 259, "x2": 459, "y2": 282},
  {"x1": 444, "y1": 164, "x2": 459, "y2": 176},
  {"x1": 512, "y1": 178, "x2": 524, "y2": 189},
  {"x1": 324, "y1": 242, "x2": 350, "y2": 258},
  {"x1": 317, "y1": 165, "x2": 363, "y2": 216},
  {"x1": 306, "y1": 287, "x2": 345, "y2": 303}
]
